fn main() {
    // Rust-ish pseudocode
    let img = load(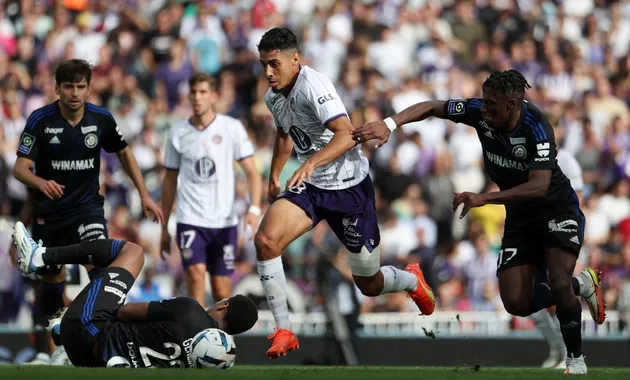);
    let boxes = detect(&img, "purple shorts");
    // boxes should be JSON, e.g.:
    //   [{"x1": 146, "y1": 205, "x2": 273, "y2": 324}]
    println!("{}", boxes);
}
[
  {"x1": 278, "y1": 175, "x2": 380, "y2": 253},
  {"x1": 175, "y1": 223, "x2": 237, "y2": 276}
]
